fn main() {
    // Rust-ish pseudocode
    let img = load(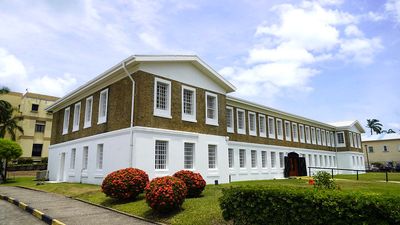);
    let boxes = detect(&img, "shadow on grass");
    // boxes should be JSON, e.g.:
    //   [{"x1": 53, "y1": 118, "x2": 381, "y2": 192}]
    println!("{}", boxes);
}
[
  {"x1": 143, "y1": 207, "x2": 184, "y2": 220},
  {"x1": 100, "y1": 194, "x2": 146, "y2": 207}
]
